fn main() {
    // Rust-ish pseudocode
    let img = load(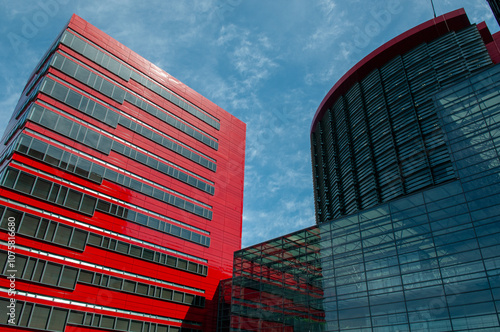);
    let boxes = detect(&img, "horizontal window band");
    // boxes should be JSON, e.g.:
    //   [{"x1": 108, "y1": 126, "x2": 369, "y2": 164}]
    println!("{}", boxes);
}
[
  {"x1": 0, "y1": 204, "x2": 208, "y2": 276},
  {"x1": 8, "y1": 159, "x2": 212, "y2": 239},
  {"x1": 50, "y1": 51, "x2": 219, "y2": 151},
  {"x1": 62, "y1": 29, "x2": 219, "y2": 130},
  {"x1": 0, "y1": 291, "x2": 202, "y2": 330},
  {"x1": 0, "y1": 249, "x2": 206, "y2": 308},
  {"x1": 0, "y1": 236, "x2": 204, "y2": 293},
  {"x1": 12, "y1": 133, "x2": 214, "y2": 241},
  {"x1": 0, "y1": 166, "x2": 97, "y2": 216},
  {"x1": 23, "y1": 104, "x2": 213, "y2": 219},
  {"x1": 29, "y1": 99, "x2": 215, "y2": 187},
  {"x1": 39, "y1": 75, "x2": 217, "y2": 170},
  {"x1": 17, "y1": 128, "x2": 211, "y2": 235}
]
